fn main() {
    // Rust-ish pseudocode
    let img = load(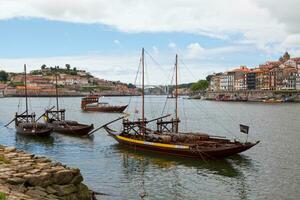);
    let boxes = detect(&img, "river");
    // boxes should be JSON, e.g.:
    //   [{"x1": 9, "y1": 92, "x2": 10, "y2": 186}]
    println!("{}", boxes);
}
[{"x1": 0, "y1": 96, "x2": 299, "y2": 200}]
